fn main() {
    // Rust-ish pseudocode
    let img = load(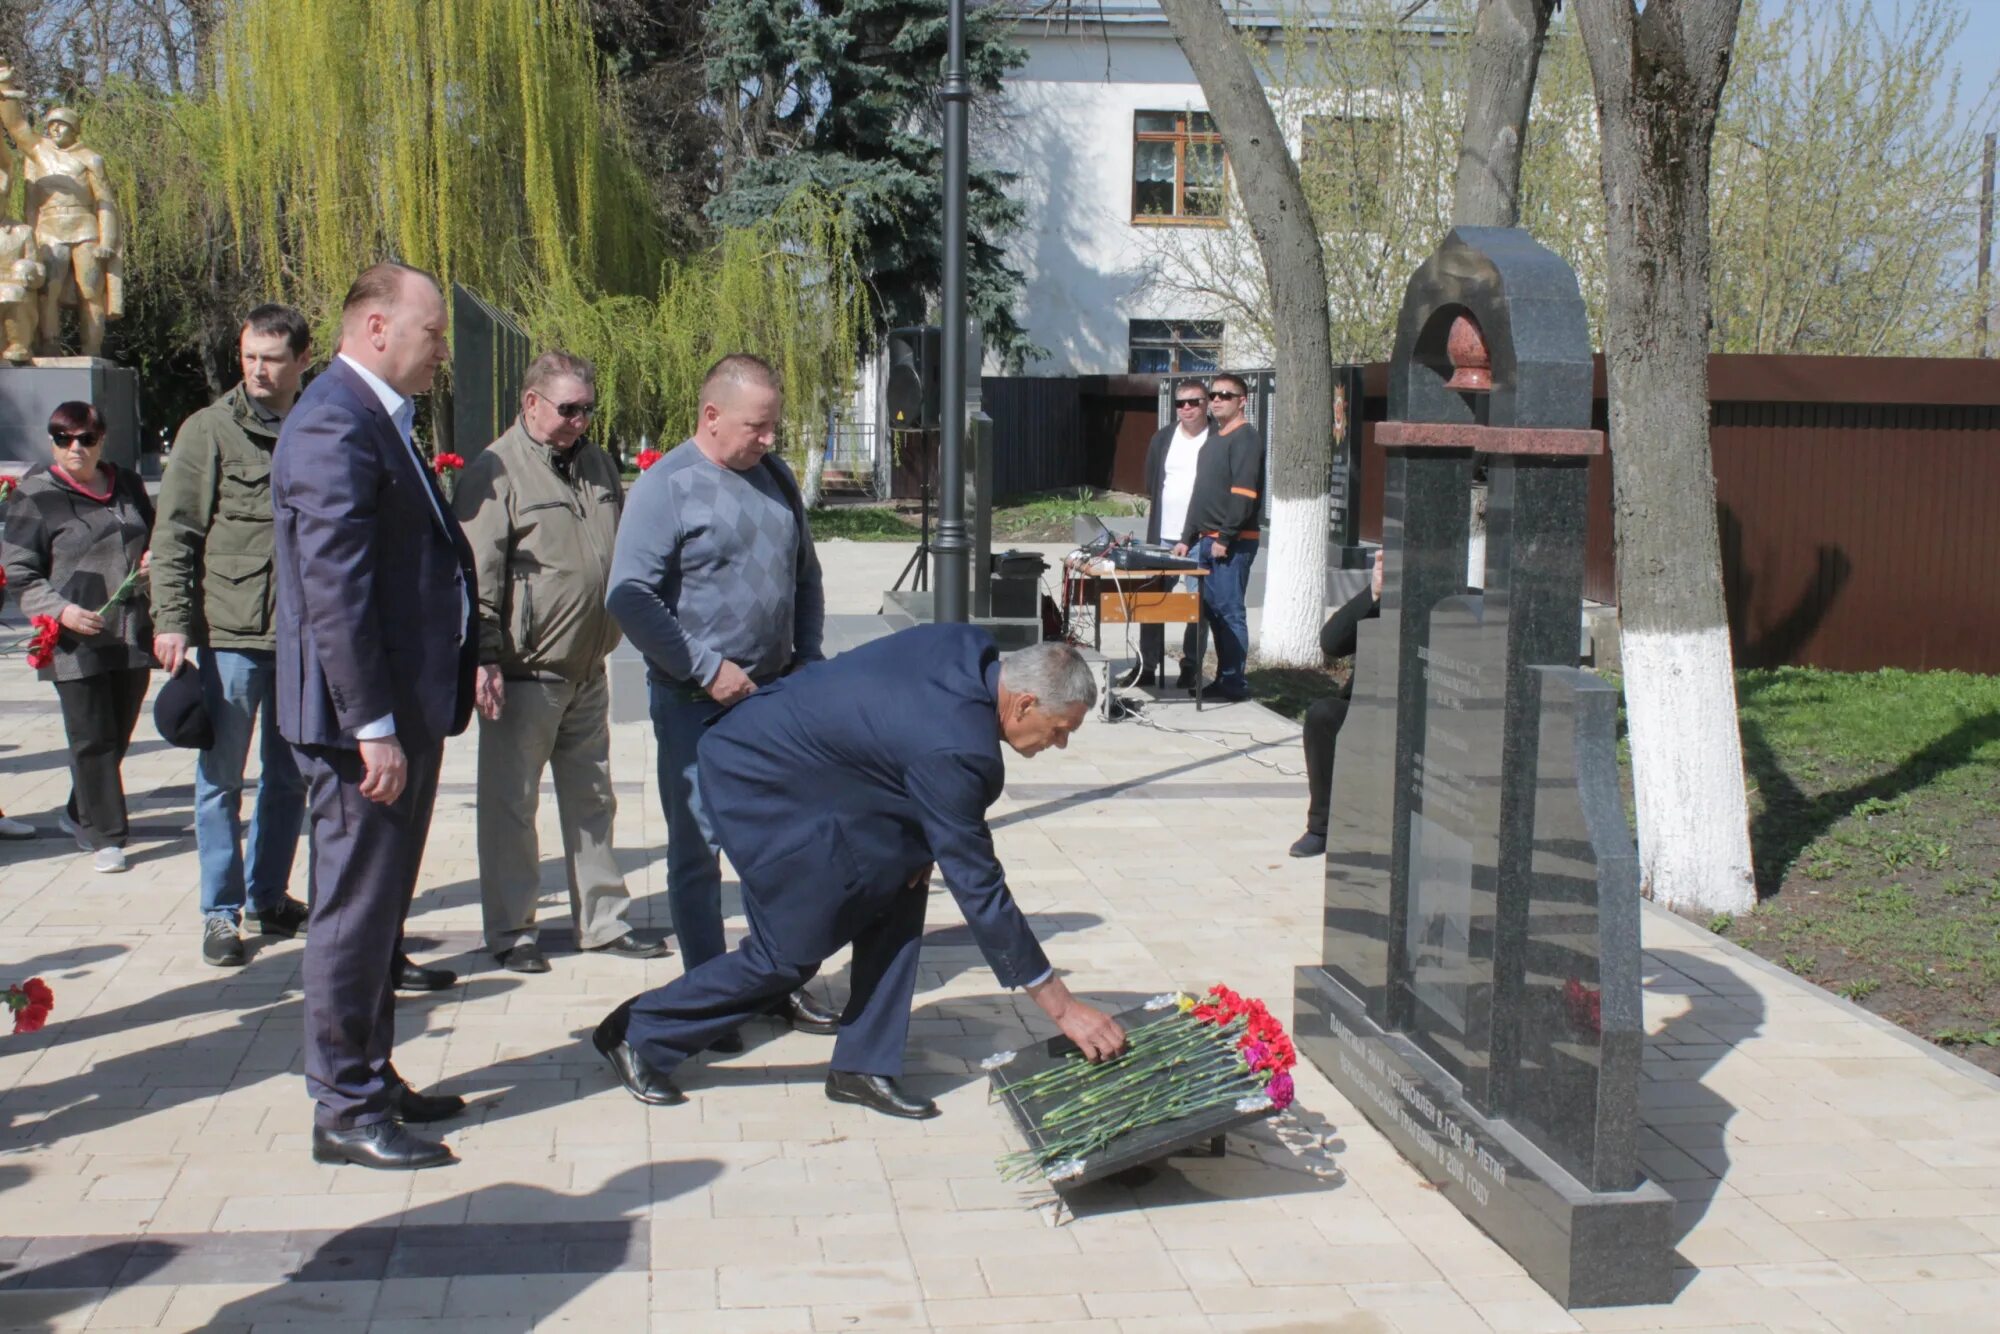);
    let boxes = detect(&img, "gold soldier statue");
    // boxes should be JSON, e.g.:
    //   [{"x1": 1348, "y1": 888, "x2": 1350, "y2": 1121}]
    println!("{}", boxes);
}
[
  {"x1": 0, "y1": 64, "x2": 122, "y2": 359},
  {"x1": 0, "y1": 119, "x2": 45, "y2": 363}
]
